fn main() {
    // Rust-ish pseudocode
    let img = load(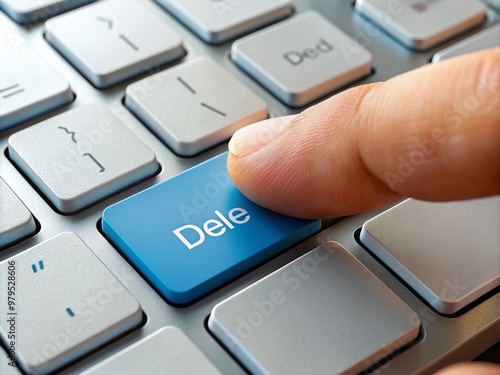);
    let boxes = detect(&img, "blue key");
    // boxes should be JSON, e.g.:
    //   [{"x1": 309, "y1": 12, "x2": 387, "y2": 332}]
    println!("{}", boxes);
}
[{"x1": 102, "y1": 152, "x2": 320, "y2": 305}]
